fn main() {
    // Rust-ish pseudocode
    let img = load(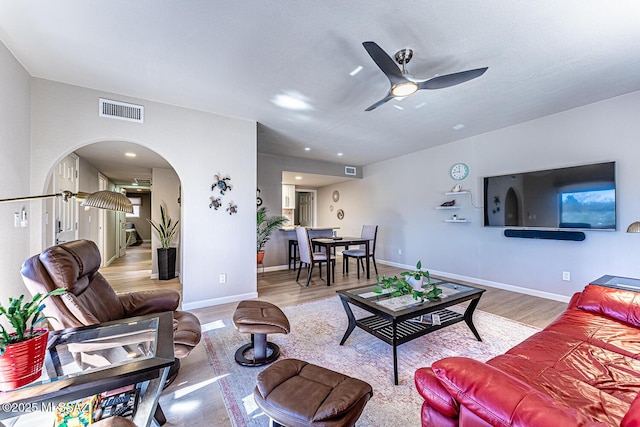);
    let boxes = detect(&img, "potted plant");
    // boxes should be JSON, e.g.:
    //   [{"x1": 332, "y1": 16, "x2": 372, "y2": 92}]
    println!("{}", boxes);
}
[
  {"x1": 0, "y1": 288, "x2": 66, "y2": 390},
  {"x1": 257, "y1": 207, "x2": 288, "y2": 264},
  {"x1": 375, "y1": 260, "x2": 442, "y2": 302},
  {"x1": 147, "y1": 204, "x2": 179, "y2": 280}
]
